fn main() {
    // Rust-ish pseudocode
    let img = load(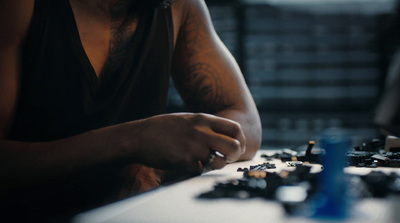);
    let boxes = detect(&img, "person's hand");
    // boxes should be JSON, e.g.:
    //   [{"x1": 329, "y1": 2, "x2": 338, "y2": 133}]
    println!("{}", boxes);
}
[{"x1": 130, "y1": 113, "x2": 246, "y2": 173}]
